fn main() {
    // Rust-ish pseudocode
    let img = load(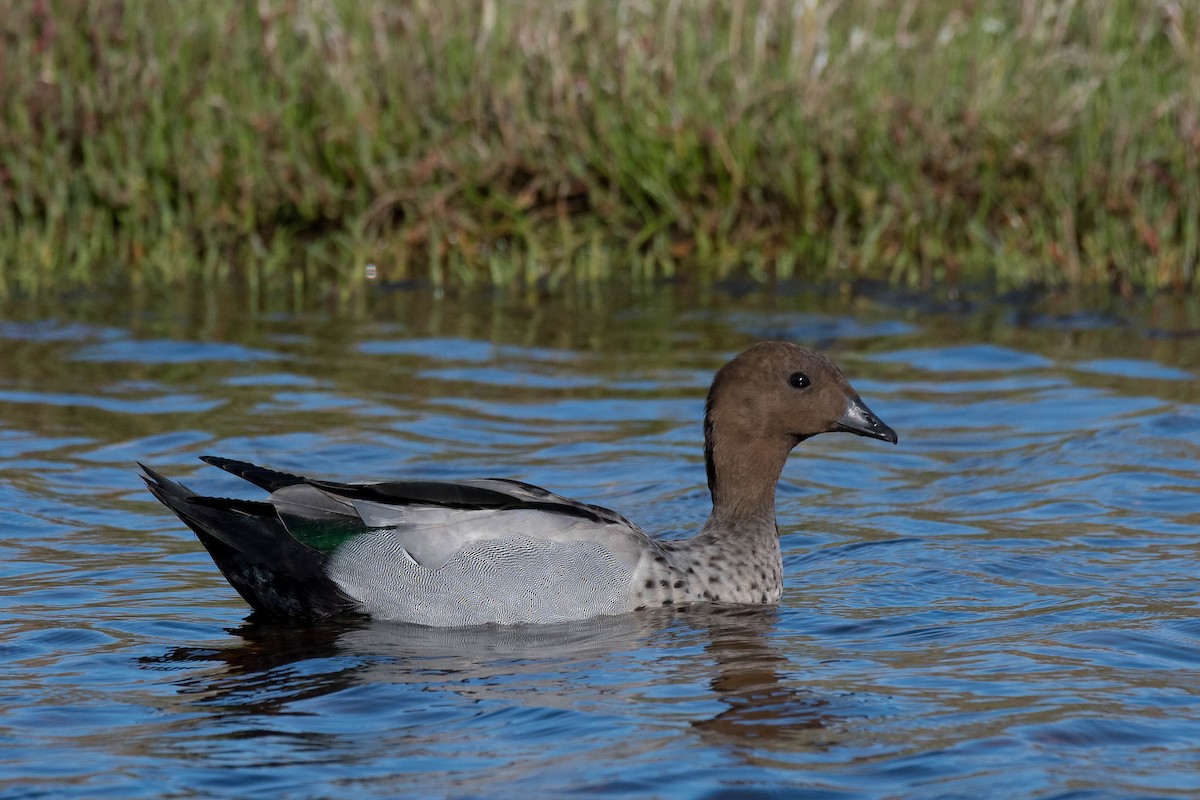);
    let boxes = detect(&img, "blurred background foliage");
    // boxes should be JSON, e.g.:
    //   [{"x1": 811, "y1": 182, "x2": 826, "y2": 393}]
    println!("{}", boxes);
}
[{"x1": 1, "y1": 0, "x2": 1197, "y2": 299}]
